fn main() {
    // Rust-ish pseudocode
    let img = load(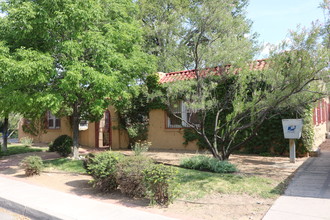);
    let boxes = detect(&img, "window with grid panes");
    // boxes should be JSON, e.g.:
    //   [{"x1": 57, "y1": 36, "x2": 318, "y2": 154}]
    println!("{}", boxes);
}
[
  {"x1": 47, "y1": 111, "x2": 61, "y2": 129},
  {"x1": 167, "y1": 101, "x2": 200, "y2": 128}
]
